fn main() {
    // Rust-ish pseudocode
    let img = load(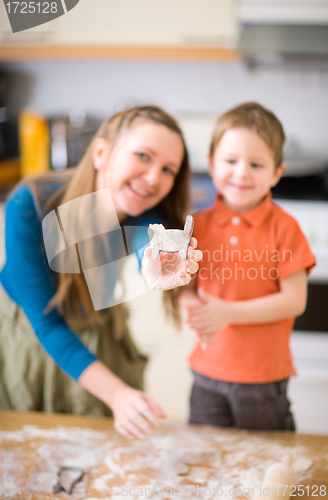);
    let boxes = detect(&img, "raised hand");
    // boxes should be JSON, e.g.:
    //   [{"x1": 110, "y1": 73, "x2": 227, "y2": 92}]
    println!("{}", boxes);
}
[{"x1": 141, "y1": 237, "x2": 202, "y2": 291}]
